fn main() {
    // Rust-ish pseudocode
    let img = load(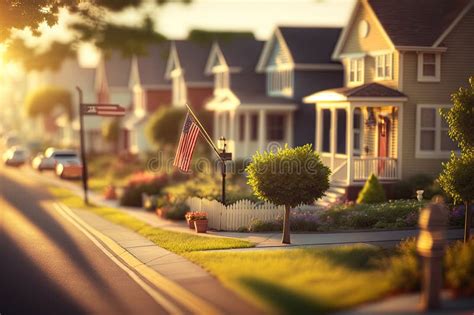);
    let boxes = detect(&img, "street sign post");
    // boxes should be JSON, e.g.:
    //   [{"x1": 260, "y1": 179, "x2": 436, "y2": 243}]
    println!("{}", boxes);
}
[{"x1": 76, "y1": 87, "x2": 126, "y2": 205}]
